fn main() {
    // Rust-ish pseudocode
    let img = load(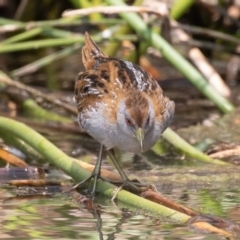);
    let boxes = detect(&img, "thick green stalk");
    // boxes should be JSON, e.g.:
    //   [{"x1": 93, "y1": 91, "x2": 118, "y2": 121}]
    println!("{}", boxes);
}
[
  {"x1": 63, "y1": 1, "x2": 103, "y2": 21},
  {"x1": 162, "y1": 128, "x2": 230, "y2": 165},
  {"x1": 68, "y1": 0, "x2": 82, "y2": 8},
  {"x1": 170, "y1": 0, "x2": 196, "y2": 19},
  {"x1": 22, "y1": 99, "x2": 72, "y2": 123},
  {"x1": 105, "y1": 0, "x2": 234, "y2": 113},
  {"x1": 78, "y1": 0, "x2": 103, "y2": 20},
  {"x1": 101, "y1": 0, "x2": 143, "y2": 57},
  {"x1": 0, "y1": 116, "x2": 190, "y2": 223},
  {"x1": 0, "y1": 129, "x2": 43, "y2": 161}
]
